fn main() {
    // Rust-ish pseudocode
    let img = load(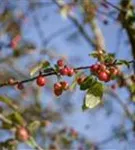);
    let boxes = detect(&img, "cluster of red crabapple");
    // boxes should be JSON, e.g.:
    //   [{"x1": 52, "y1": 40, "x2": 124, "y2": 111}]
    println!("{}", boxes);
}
[
  {"x1": 36, "y1": 59, "x2": 75, "y2": 96},
  {"x1": 35, "y1": 59, "x2": 120, "y2": 96},
  {"x1": 8, "y1": 58, "x2": 121, "y2": 95},
  {"x1": 90, "y1": 62, "x2": 120, "y2": 82}
]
